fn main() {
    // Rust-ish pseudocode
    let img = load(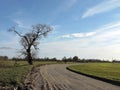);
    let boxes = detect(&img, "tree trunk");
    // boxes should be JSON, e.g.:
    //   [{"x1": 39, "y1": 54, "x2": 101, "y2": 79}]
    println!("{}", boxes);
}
[
  {"x1": 28, "y1": 53, "x2": 33, "y2": 65},
  {"x1": 27, "y1": 48, "x2": 33, "y2": 65}
]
